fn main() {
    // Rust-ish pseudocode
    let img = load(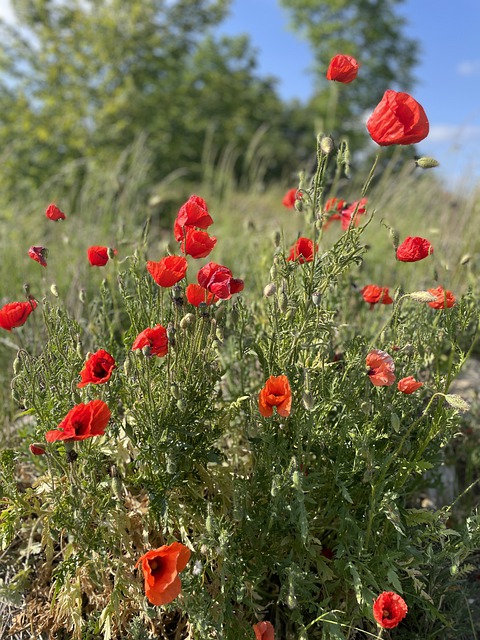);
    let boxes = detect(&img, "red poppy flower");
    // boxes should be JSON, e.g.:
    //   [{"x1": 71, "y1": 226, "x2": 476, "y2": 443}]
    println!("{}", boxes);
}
[
  {"x1": 373, "y1": 591, "x2": 408, "y2": 629},
  {"x1": 396, "y1": 236, "x2": 433, "y2": 262},
  {"x1": 45, "y1": 399, "x2": 111, "y2": 442},
  {"x1": 77, "y1": 349, "x2": 116, "y2": 388},
  {"x1": 147, "y1": 255, "x2": 188, "y2": 288},
  {"x1": 197, "y1": 262, "x2": 244, "y2": 300},
  {"x1": 366, "y1": 349, "x2": 396, "y2": 387},
  {"x1": 367, "y1": 90, "x2": 429, "y2": 146},
  {"x1": 28, "y1": 246, "x2": 48, "y2": 267},
  {"x1": 45, "y1": 203, "x2": 66, "y2": 221},
  {"x1": 132, "y1": 325, "x2": 168, "y2": 357},
  {"x1": 282, "y1": 188, "x2": 298, "y2": 208},
  {"x1": 326, "y1": 54, "x2": 359, "y2": 84},
  {"x1": 87, "y1": 246, "x2": 116, "y2": 267},
  {"x1": 136, "y1": 542, "x2": 191, "y2": 606},
  {"x1": 397, "y1": 376, "x2": 423, "y2": 394},
  {"x1": 29, "y1": 443, "x2": 47, "y2": 456},
  {"x1": 186, "y1": 284, "x2": 218, "y2": 307},
  {"x1": 253, "y1": 621, "x2": 275, "y2": 640},
  {"x1": 324, "y1": 197, "x2": 347, "y2": 214},
  {"x1": 427, "y1": 286, "x2": 456, "y2": 309},
  {"x1": 361, "y1": 285, "x2": 393, "y2": 308},
  {"x1": 287, "y1": 237, "x2": 318, "y2": 263},
  {"x1": 258, "y1": 375, "x2": 292, "y2": 418},
  {"x1": 181, "y1": 228, "x2": 217, "y2": 259},
  {"x1": 174, "y1": 195, "x2": 213, "y2": 241},
  {"x1": 0, "y1": 299, "x2": 37, "y2": 332},
  {"x1": 340, "y1": 198, "x2": 368, "y2": 230}
]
